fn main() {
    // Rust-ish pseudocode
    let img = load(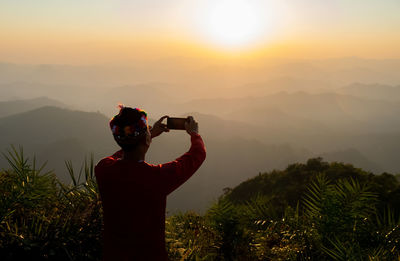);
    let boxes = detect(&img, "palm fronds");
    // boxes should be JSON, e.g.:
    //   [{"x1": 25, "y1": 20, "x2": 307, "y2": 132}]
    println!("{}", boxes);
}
[{"x1": 1, "y1": 150, "x2": 400, "y2": 260}]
